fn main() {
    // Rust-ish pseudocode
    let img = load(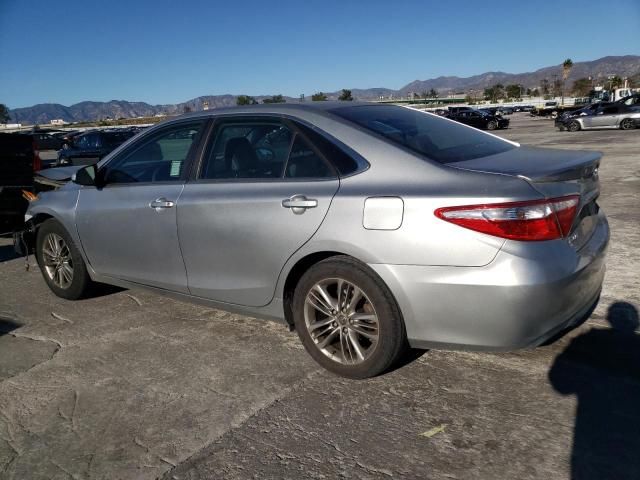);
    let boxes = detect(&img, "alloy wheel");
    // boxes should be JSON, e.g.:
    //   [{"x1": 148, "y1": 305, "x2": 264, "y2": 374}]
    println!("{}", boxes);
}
[
  {"x1": 304, "y1": 278, "x2": 379, "y2": 365},
  {"x1": 42, "y1": 233, "x2": 74, "y2": 289}
]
